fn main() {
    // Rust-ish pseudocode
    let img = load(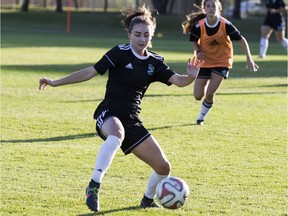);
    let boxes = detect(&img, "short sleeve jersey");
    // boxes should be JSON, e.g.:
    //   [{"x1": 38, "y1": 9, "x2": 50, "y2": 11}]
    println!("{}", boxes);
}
[{"x1": 93, "y1": 44, "x2": 175, "y2": 115}]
